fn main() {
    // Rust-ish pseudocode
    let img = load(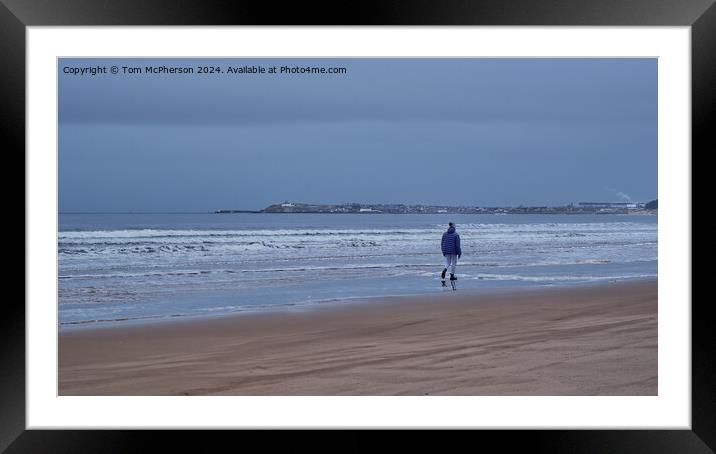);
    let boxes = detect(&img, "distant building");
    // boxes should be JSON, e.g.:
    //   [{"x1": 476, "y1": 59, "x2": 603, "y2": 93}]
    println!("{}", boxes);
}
[
  {"x1": 281, "y1": 202, "x2": 295, "y2": 207},
  {"x1": 579, "y1": 202, "x2": 644, "y2": 209}
]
